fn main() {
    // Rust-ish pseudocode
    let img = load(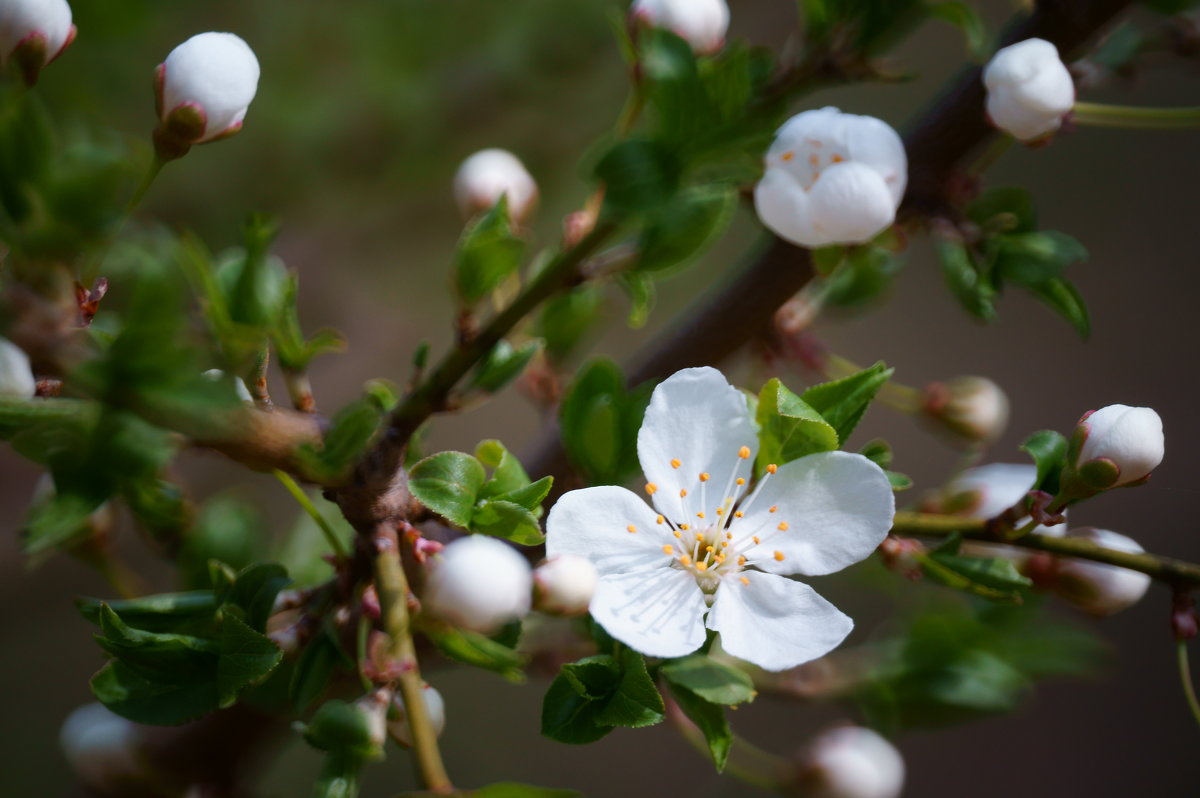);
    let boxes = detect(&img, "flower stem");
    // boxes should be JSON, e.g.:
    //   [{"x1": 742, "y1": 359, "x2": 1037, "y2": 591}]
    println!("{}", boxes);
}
[
  {"x1": 371, "y1": 522, "x2": 453, "y2": 793},
  {"x1": 1073, "y1": 102, "x2": 1200, "y2": 130},
  {"x1": 272, "y1": 469, "x2": 349, "y2": 561},
  {"x1": 1177, "y1": 641, "x2": 1200, "y2": 731},
  {"x1": 126, "y1": 155, "x2": 166, "y2": 213}
]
